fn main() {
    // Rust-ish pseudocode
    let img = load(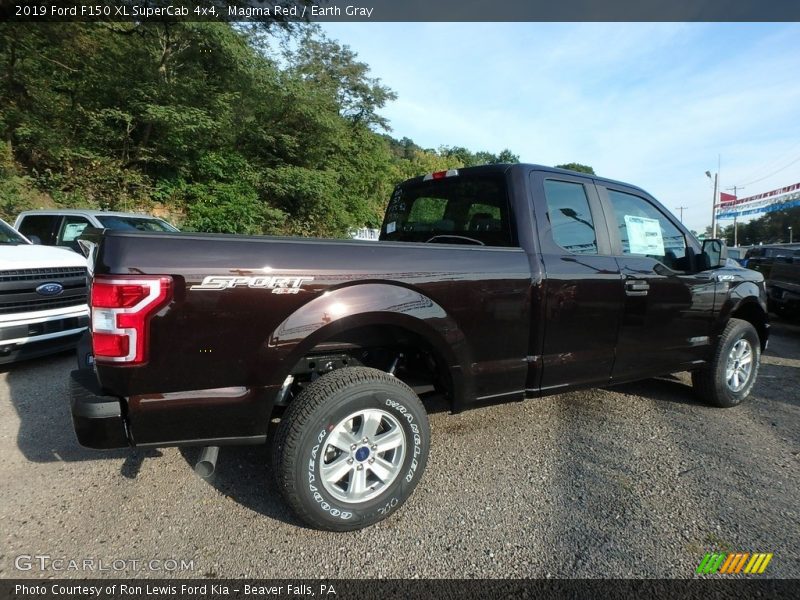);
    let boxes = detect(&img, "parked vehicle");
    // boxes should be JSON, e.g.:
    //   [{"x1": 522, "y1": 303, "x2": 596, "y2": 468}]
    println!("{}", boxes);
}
[
  {"x1": 70, "y1": 164, "x2": 769, "y2": 531},
  {"x1": 0, "y1": 218, "x2": 89, "y2": 364},
  {"x1": 766, "y1": 249, "x2": 800, "y2": 319},
  {"x1": 743, "y1": 244, "x2": 798, "y2": 278},
  {"x1": 14, "y1": 209, "x2": 178, "y2": 253},
  {"x1": 726, "y1": 247, "x2": 746, "y2": 266}
]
